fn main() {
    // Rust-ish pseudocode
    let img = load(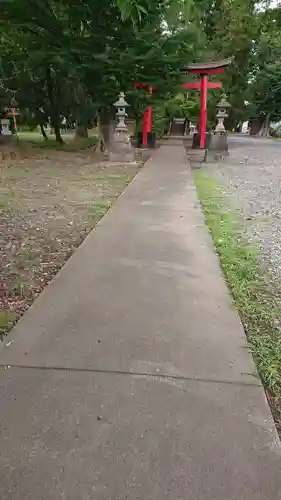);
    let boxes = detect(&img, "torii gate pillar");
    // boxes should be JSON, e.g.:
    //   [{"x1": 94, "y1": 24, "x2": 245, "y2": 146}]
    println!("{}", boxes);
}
[
  {"x1": 134, "y1": 83, "x2": 154, "y2": 147},
  {"x1": 200, "y1": 74, "x2": 207, "y2": 149}
]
